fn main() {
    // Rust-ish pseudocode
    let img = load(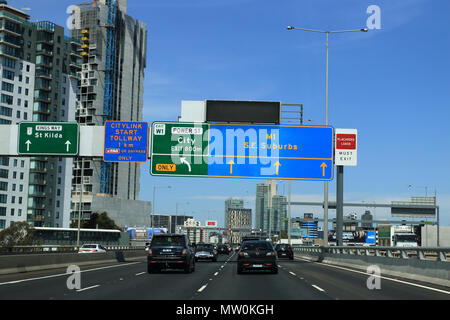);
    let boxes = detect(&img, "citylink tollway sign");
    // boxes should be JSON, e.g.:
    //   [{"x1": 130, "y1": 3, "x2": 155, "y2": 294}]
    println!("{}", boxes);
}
[
  {"x1": 104, "y1": 121, "x2": 149, "y2": 162},
  {"x1": 18, "y1": 122, "x2": 79, "y2": 156},
  {"x1": 150, "y1": 122, "x2": 334, "y2": 181}
]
